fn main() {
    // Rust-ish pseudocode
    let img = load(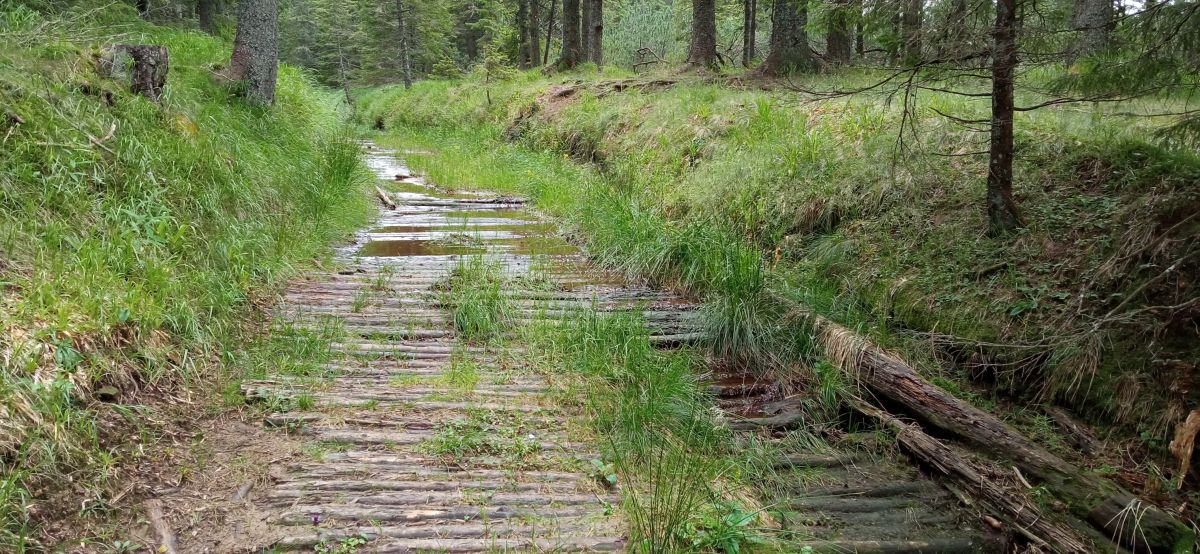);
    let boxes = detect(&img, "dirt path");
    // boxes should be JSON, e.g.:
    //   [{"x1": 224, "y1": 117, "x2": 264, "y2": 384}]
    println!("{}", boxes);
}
[{"x1": 237, "y1": 144, "x2": 991, "y2": 552}]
